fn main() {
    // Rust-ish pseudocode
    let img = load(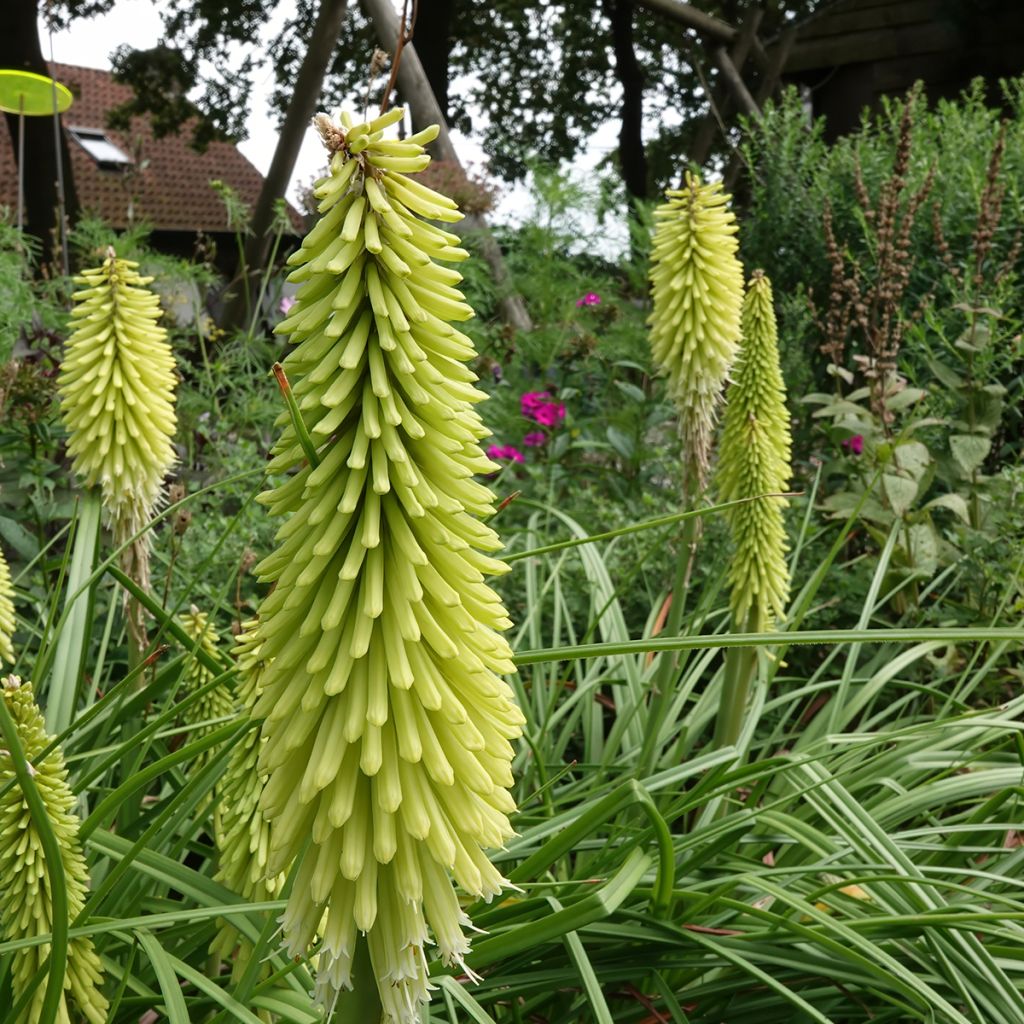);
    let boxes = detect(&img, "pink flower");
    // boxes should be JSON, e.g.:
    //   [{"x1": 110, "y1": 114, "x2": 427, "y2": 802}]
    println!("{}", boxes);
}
[
  {"x1": 279, "y1": 295, "x2": 296, "y2": 315},
  {"x1": 841, "y1": 434, "x2": 864, "y2": 455},
  {"x1": 487, "y1": 444, "x2": 525, "y2": 463},
  {"x1": 575, "y1": 291, "x2": 602, "y2": 308},
  {"x1": 523, "y1": 431, "x2": 546, "y2": 447},
  {"x1": 520, "y1": 391, "x2": 548, "y2": 416},
  {"x1": 521, "y1": 391, "x2": 566, "y2": 427},
  {"x1": 532, "y1": 403, "x2": 566, "y2": 427}
]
